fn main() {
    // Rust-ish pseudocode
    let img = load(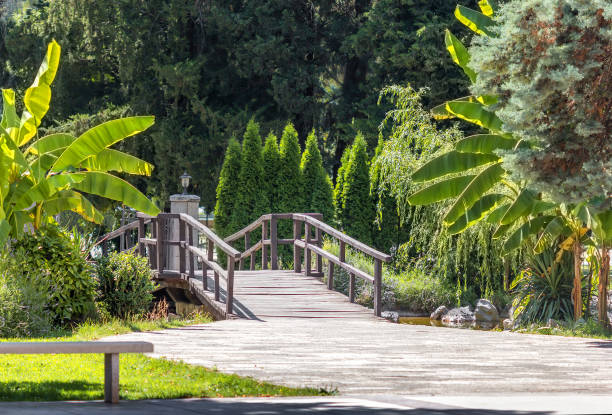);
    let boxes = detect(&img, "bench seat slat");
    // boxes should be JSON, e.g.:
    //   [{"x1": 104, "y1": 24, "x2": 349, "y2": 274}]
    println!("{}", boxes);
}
[{"x1": 0, "y1": 341, "x2": 153, "y2": 354}]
